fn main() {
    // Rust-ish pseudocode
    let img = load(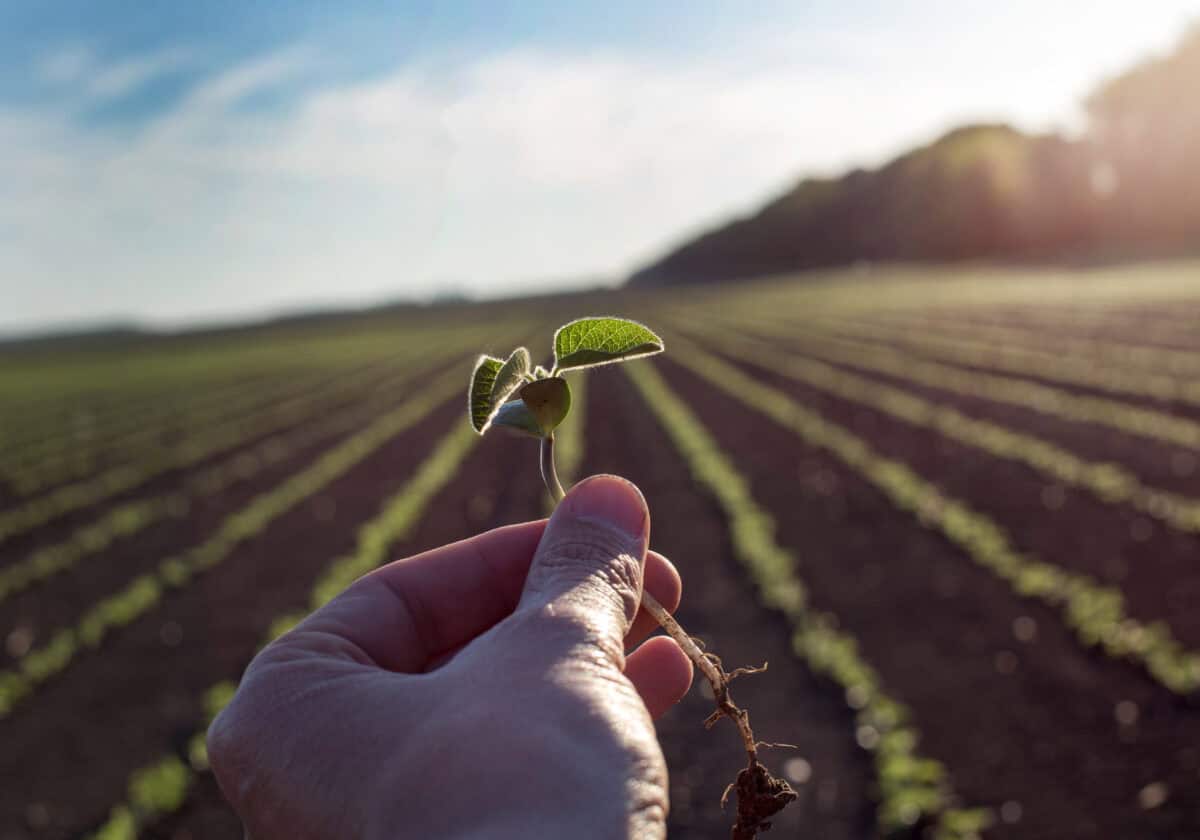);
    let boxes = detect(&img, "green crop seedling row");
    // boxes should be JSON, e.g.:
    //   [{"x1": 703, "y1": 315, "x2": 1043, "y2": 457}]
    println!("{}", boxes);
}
[
  {"x1": 624, "y1": 362, "x2": 991, "y2": 839},
  {"x1": 0, "y1": 325, "x2": 516, "y2": 546},
  {"x1": 667, "y1": 336, "x2": 1200, "y2": 696},
  {"x1": 716, "y1": 314, "x2": 1200, "y2": 455},
  {"x1": 2, "y1": 356, "x2": 393, "y2": 496},
  {"x1": 0, "y1": 374, "x2": 467, "y2": 718},
  {"x1": 0, "y1": 317, "x2": 514, "y2": 480},
  {"x1": 0, "y1": 316, "x2": 438, "y2": 415},
  {"x1": 0, "y1": 346, "x2": 476, "y2": 606},
  {"x1": 87, "y1": 421, "x2": 479, "y2": 840},
  {"x1": 848, "y1": 311, "x2": 1200, "y2": 380},
  {"x1": 842, "y1": 299, "x2": 1200, "y2": 355},
  {"x1": 0, "y1": 328, "x2": 416, "y2": 469},
  {"x1": 688, "y1": 327, "x2": 1200, "y2": 536},
  {"x1": 0, "y1": 327, "x2": 463, "y2": 497},
  {"x1": 2, "y1": 318, "x2": 528, "y2": 487},
  {"x1": 808, "y1": 316, "x2": 1200, "y2": 408}
]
